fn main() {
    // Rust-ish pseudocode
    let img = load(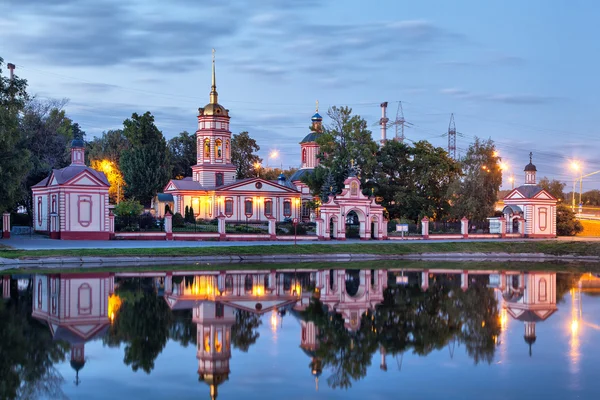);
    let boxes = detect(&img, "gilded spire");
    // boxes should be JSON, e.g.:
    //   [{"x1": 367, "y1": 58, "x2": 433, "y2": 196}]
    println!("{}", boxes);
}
[{"x1": 210, "y1": 48, "x2": 218, "y2": 104}]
